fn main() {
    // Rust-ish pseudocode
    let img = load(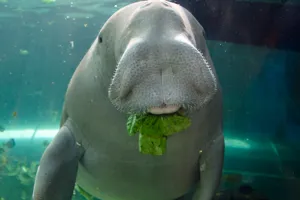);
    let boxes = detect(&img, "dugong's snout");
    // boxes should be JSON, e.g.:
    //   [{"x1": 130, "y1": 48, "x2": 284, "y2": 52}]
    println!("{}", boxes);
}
[{"x1": 108, "y1": 37, "x2": 218, "y2": 114}]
